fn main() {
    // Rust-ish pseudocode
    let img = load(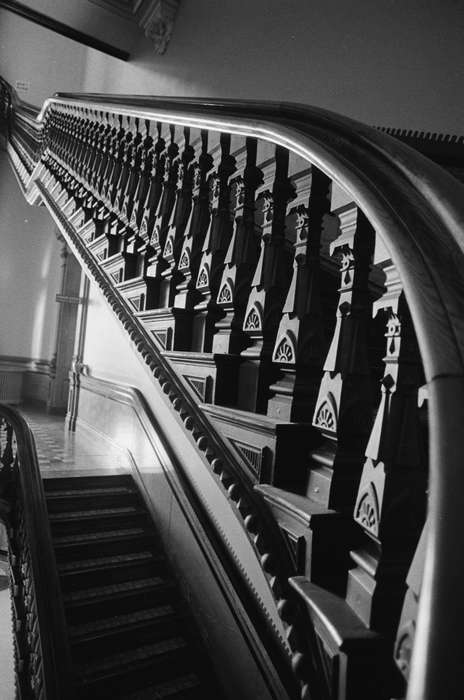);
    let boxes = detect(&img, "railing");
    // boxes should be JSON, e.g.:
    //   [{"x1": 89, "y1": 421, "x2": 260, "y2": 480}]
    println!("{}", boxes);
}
[
  {"x1": 0, "y1": 404, "x2": 75, "y2": 700},
  {"x1": 2, "y1": 81, "x2": 464, "y2": 700}
]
